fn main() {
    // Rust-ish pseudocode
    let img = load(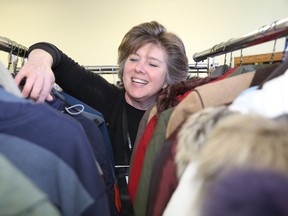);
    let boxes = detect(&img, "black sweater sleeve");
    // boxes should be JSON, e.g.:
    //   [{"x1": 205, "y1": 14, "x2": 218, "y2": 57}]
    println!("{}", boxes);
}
[
  {"x1": 28, "y1": 42, "x2": 122, "y2": 119},
  {"x1": 28, "y1": 42, "x2": 63, "y2": 68}
]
